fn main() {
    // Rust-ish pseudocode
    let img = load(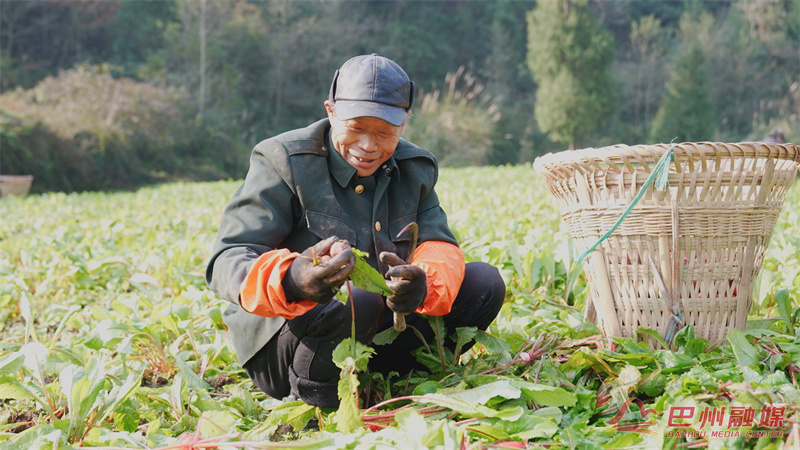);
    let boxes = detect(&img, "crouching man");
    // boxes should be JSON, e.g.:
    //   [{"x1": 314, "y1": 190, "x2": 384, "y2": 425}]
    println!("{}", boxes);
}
[{"x1": 206, "y1": 54, "x2": 505, "y2": 407}]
